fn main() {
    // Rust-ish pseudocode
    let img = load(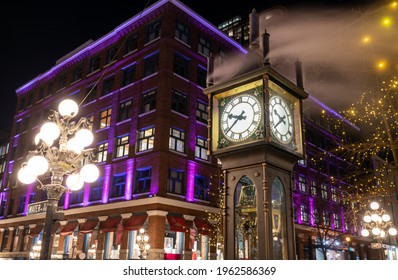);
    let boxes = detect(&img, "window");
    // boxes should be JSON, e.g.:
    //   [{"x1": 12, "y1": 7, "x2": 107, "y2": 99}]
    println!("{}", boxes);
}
[
  {"x1": 333, "y1": 213, "x2": 341, "y2": 229},
  {"x1": 140, "y1": 90, "x2": 156, "y2": 114},
  {"x1": 310, "y1": 181, "x2": 318, "y2": 196},
  {"x1": 197, "y1": 66, "x2": 207, "y2": 88},
  {"x1": 171, "y1": 90, "x2": 187, "y2": 115},
  {"x1": 173, "y1": 52, "x2": 189, "y2": 79},
  {"x1": 331, "y1": 188, "x2": 339, "y2": 202},
  {"x1": 0, "y1": 198, "x2": 7, "y2": 216},
  {"x1": 145, "y1": 19, "x2": 161, "y2": 43},
  {"x1": 137, "y1": 127, "x2": 155, "y2": 152},
  {"x1": 115, "y1": 135, "x2": 129, "y2": 158},
  {"x1": 194, "y1": 175, "x2": 209, "y2": 201},
  {"x1": 17, "y1": 195, "x2": 26, "y2": 214},
  {"x1": 73, "y1": 65, "x2": 83, "y2": 82},
  {"x1": 97, "y1": 142, "x2": 108, "y2": 163},
  {"x1": 298, "y1": 175, "x2": 306, "y2": 192},
  {"x1": 198, "y1": 36, "x2": 211, "y2": 57},
  {"x1": 38, "y1": 87, "x2": 45, "y2": 101},
  {"x1": 134, "y1": 168, "x2": 151, "y2": 194},
  {"x1": 84, "y1": 84, "x2": 97, "y2": 104},
  {"x1": 122, "y1": 64, "x2": 136, "y2": 87},
  {"x1": 143, "y1": 52, "x2": 159, "y2": 77},
  {"x1": 89, "y1": 177, "x2": 104, "y2": 201},
  {"x1": 169, "y1": 128, "x2": 185, "y2": 153},
  {"x1": 28, "y1": 192, "x2": 35, "y2": 204},
  {"x1": 323, "y1": 211, "x2": 330, "y2": 226},
  {"x1": 300, "y1": 205, "x2": 309, "y2": 223},
  {"x1": 99, "y1": 108, "x2": 112, "y2": 129},
  {"x1": 46, "y1": 82, "x2": 53, "y2": 97},
  {"x1": 168, "y1": 169, "x2": 185, "y2": 195},
  {"x1": 195, "y1": 137, "x2": 208, "y2": 161},
  {"x1": 110, "y1": 173, "x2": 126, "y2": 198},
  {"x1": 102, "y1": 76, "x2": 115, "y2": 96},
  {"x1": 106, "y1": 46, "x2": 118, "y2": 64},
  {"x1": 124, "y1": 33, "x2": 138, "y2": 54},
  {"x1": 175, "y1": 20, "x2": 190, "y2": 45},
  {"x1": 118, "y1": 100, "x2": 132, "y2": 122},
  {"x1": 89, "y1": 55, "x2": 101, "y2": 73},
  {"x1": 314, "y1": 209, "x2": 319, "y2": 224},
  {"x1": 196, "y1": 101, "x2": 208, "y2": 124},
  {"x1": 59, "y1": 73, "x2": 67, "y2": 90},
  {"x1": 321, "y1": 183, "x2": 328, "y2": 200},
  {"x1": 70, "y1": 188, "x2": 84, "y2": 205}
]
